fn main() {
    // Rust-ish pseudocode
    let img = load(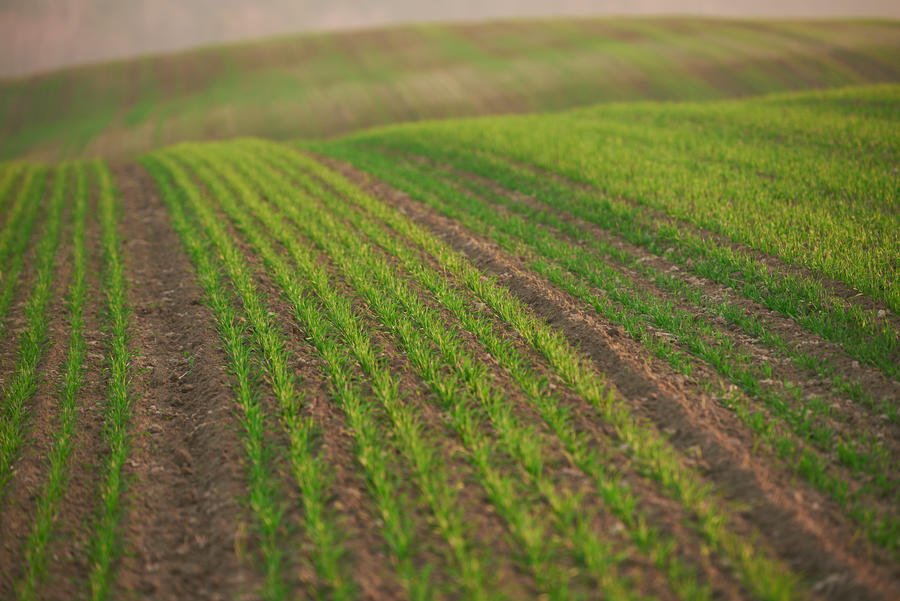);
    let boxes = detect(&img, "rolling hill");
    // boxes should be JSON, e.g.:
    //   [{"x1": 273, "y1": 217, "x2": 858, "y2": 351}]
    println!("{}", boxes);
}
[{"x1": 1, "y1": 17, "x2": 899, "y2": 161}]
